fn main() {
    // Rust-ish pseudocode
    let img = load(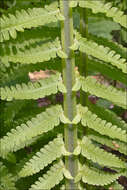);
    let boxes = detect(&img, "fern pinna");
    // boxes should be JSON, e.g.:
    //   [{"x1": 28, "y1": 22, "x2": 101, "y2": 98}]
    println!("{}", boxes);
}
[{"x1": 0, "y1": 0, "x2": 127, "y2": 190}]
